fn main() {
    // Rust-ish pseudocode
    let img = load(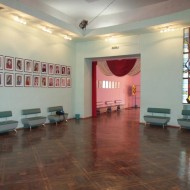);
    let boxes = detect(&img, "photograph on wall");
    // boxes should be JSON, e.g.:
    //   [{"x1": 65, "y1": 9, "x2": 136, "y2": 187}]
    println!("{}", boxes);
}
[
  {"x1": 33, "y1": 75, "x2": 40, "y2": 87},
  {"x1": 5, "y1": 73, "x2": 14, "y2": 87},
  {"x1": 41, "y1": 62, "x2": 47, "y2": 74},
  {"x1": 66, "y1": 66, "x2": 71, "y2": 76},
  {"x1": 41, "y1": 76, "x2": 47, "y2": 87},
  {"x1": 15, "y1": 58, "x2": 24, "y2": 72},
  {"x1": 24, "y1": 59, "x2": 33, "y2": 73},
  {"x1": 33, "y1": 61, "x2": 41, "y2": 73},
  {"x1": 66, "y1": 77, "x2": 71, "y2": 88},
  {"x1": 15, "y1": 73, "x2": 23, "y2": 87},
  {"x1": 0, "y1": 73, "x2": 3, "y2": 87},
  {"x1": 98, "y1": 80, "x2": 102, "y2": 88},
  {"x1": 55, "y1": 77, "x2": 60, "y2": 88},
  {"x1": 61, "y1": 77, "x2": 66, "y2": 87},
  {"x1": 0, "y1": 55, "x2": 4, "y2": 70},
  {"x1": 5, "y1": 56, "x2": 14, "y2": 71},
  {"x1": 112, "y1": 81, "x2": 115, "y2": 88},
  {"x1": 48, "y1": 63, "x2": 54, "y2": 75},
  {"x1": 55, "y1": 64, "x2": 60, "y2": 75},
  {"x1": 24, "y1": 74, "x2": 32, "y2": 87},
  {"x1": 48, "y1": 76, "x2": 54, "y2": 88},
  {"x1": 61, "y1": 65, "x2": 66, "y2": 75}
]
